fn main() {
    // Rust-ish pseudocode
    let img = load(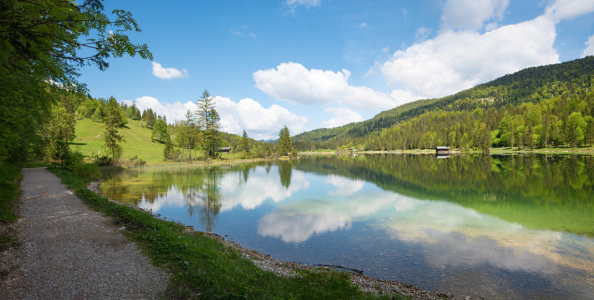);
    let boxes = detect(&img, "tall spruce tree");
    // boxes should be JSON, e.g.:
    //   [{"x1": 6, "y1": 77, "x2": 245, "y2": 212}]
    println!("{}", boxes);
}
[
  {"x1": 196, "y1": 90, "x2": 221, "y2": 157},
  {"x1": 103, "y1": 98, "x2": 125, "y2": 160},
  {"x1": 277, "y1": 126, "x2": 292, "y2": 156},
  {"x1": 241, "y1": 130, "x2": 250, "y2": 153}
]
